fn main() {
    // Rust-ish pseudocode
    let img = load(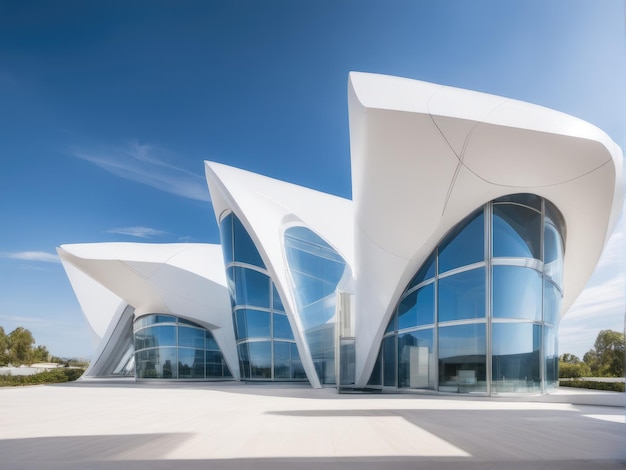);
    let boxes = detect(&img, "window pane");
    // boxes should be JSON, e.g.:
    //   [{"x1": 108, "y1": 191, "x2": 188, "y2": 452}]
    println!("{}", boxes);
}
[
  {"x1": 136, "y1": 349, "x2": 159, "y2": 379},
  {"x1": 383, "y1": 335, "x2": 396, "y2": 387},
  {"x1": 398, "y1": 283, "x2": 434, "y2": 330},
  {"x1": 272, "y1": 284, "x2": 285, "y2": 312},
  {"x1": 285, "y1": 227, "x2": 345, "y2": 285},
  {"x1": 205, "y1": 331, "x2": 219, "y2": 350},
  {"x1": 285, "y1": 226, "x2": 345, "y2": 385},
  {"x1": 544, "y1": 326, "x2": 558, "y2": 390},
  {"x1": 178, "y1": 326, "x2": 205, "y2": 349},
  {"x1": 273, "y1": 341, "x2": 291, "y2": 379},
  {"x1": 273, "y1": 313, "x2": 294, "y2": 340},
  {"x1": 493, "y1": 204, "x2": 541, "y2": 259},
  {"x1": 408, "y1": 253, "x2": 436, "y2": 289},
  {"x1": 398, "y1": 329, "x2": 434, "y2": 389},
  {"x1": 438, "y1": 324, "x2": 486, "y2": 393},
  {"x1": 219, "y1": 213, "x2": 234, "y2": 265},
  {"x1": 544, "y1": 221, "x2": 564, "y2": 286},
  {"x1": 233, "y1": 216, "x2": 265, "y2": 267},
  {"x1": 290, "y1": 343, "x2": 306, "y2": 379},
  {"x1": 238, "y1": 343, "x2": 250, "y2": 379},
  {"x1": 249, "y1": 341, "x2": 271, "y2": 379},
  {"x1": 135, "y1": 325, "x2": 176, "y2": 349},
  {"x1": 492, "y1": 323, "x2": 541, "y2": 393},
  {"x1": 367, "y1": 348, "x2": 382, "y2": 386},
  {"x1": 438, "y1": 209, "x2": 484, "y2": 273},
  {"x1": 438, "y1": 268, "x2": 485, "y2": 322},
  {"x1": 206, "y1": 350, "x2": 224, "y2": 377},
  {"x1": 178, "y1": 348, "x2": 205, "y2": 379},
  {"x1": 235, "y1": 310, "x2": 247, "y2": 340},
  {"x1": 246, "y1": 309, "x2": 270, "y2": 338},
  {"x1": 543, "y1": 280, "x2": 562, "y2": 326},
  {"x1": 492, "y1": 266, "x2": 542, "y2": 321},
  {"x1": 234, "y1": 267, "x2": 270, "y2": 308}
]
